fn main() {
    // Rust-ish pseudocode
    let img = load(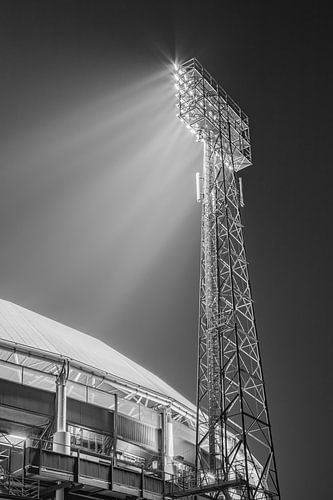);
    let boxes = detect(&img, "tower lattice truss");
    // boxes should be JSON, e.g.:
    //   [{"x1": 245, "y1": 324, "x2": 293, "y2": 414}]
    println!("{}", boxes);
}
[{"x1": 175, "y1": 59, "x2": 280, "y2": 500}]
